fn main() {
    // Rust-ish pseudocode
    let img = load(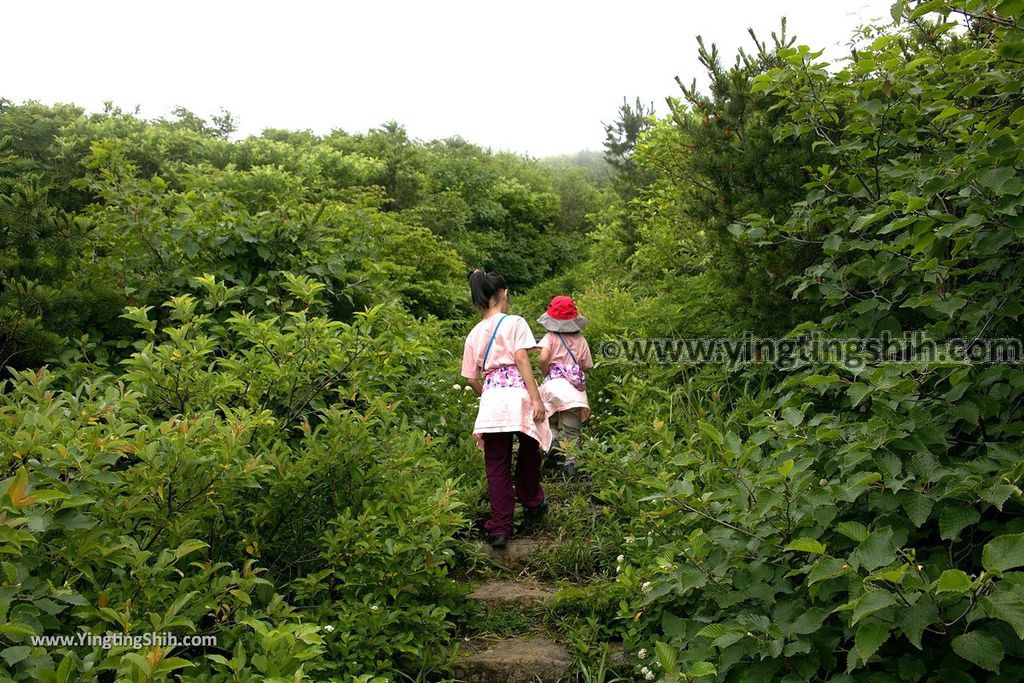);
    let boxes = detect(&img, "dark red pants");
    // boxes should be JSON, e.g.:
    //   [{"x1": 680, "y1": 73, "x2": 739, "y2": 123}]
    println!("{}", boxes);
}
[{"x1": 481, "y1": 432, "x2": 545, "y2": 537}]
